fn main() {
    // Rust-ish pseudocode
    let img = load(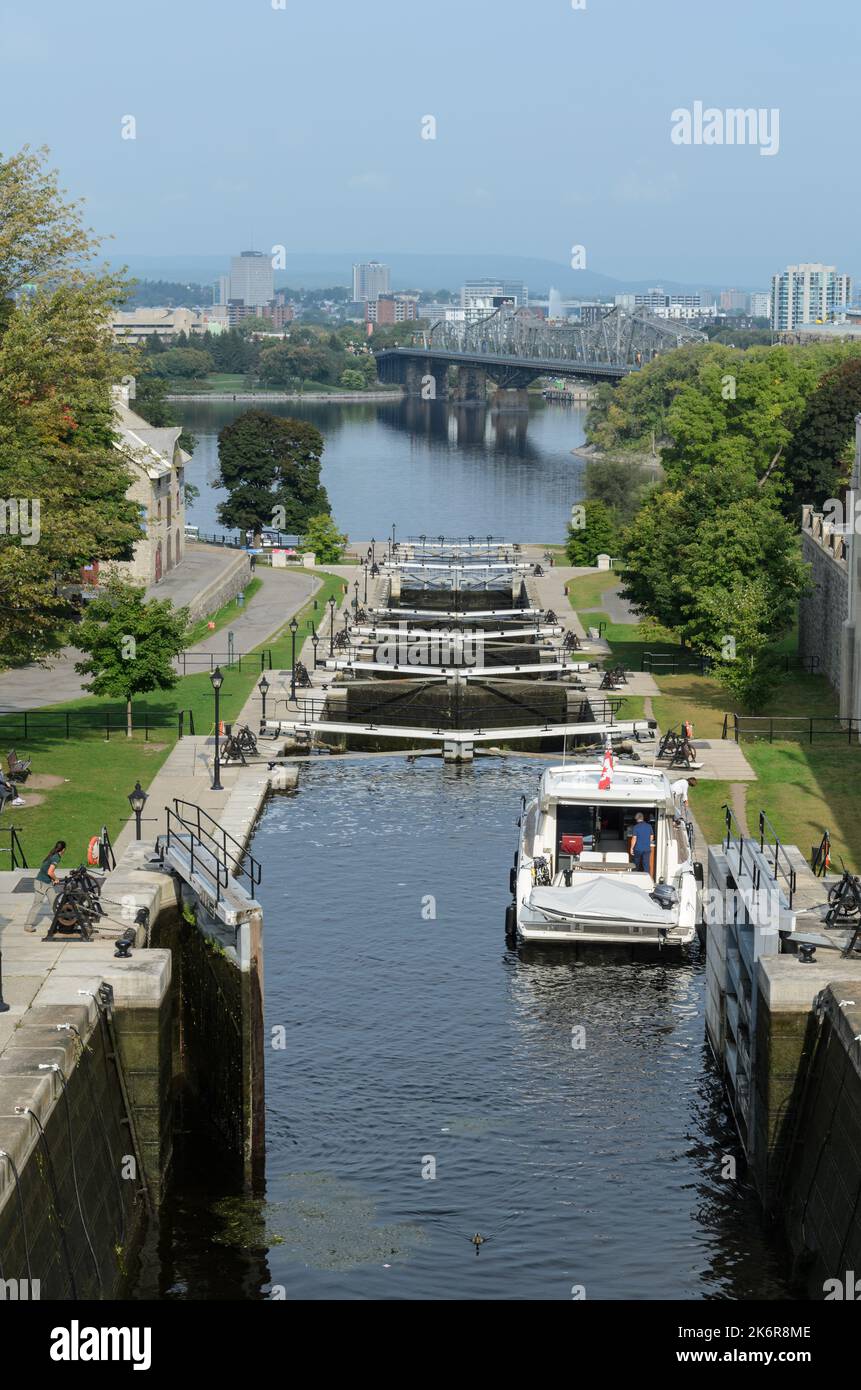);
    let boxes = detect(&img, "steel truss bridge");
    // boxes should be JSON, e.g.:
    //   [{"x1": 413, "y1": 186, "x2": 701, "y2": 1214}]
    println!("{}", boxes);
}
[{"x1": 375, "y1": 305, "x2": 706, "y2": 392}]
